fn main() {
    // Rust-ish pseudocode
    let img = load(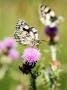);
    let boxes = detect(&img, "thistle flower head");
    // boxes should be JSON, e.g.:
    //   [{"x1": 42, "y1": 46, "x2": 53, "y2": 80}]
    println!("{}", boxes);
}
[
  {"x1": 4, "y1": 37, "x2": 16, "y2": 49},
  {"x1": 8, "y1": 49, "x2": 19, "y2": 60},
  {"x1": 45, "y1": 26, "x2": 58, "y2": 37},
  {"x1": 22, "y1": 48, "x2": 41, "y2": 63}
]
